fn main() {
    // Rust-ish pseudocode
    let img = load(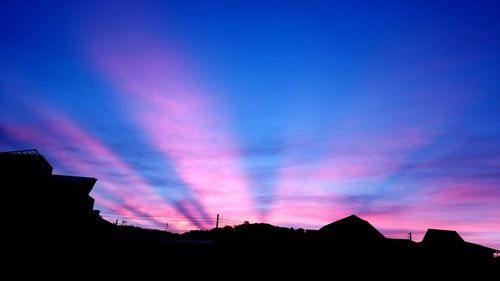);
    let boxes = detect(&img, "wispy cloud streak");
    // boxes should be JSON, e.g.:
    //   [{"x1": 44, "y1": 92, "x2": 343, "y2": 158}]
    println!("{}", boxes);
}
[
  {"x1": 2, "y1": 104, "x2": 204, "y2": 230},
  {"x1": 88, "y1": 31, "x2": 257, "y2": 223}
]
